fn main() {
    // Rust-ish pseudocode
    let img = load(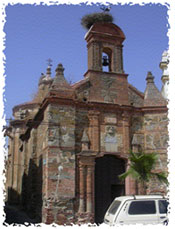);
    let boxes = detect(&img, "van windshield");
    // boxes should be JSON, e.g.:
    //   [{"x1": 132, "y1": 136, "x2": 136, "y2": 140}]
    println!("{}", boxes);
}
[{"x1": 108, "y1": 200, "x2": 121, "y2": 215}]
